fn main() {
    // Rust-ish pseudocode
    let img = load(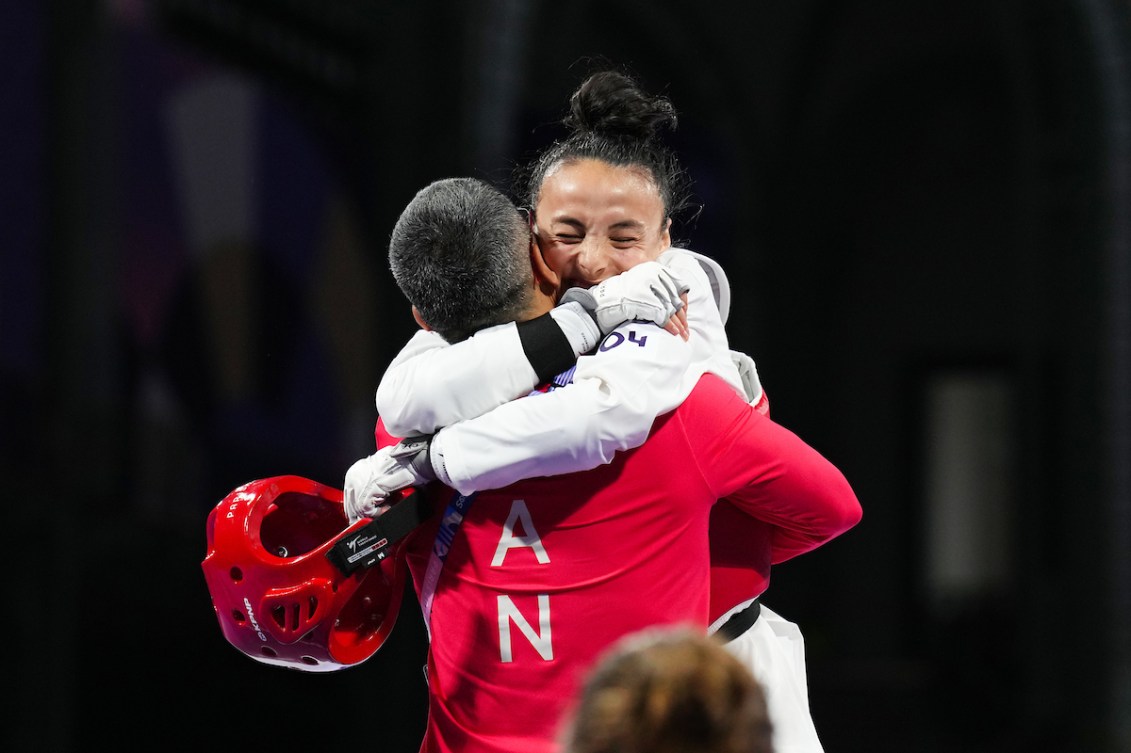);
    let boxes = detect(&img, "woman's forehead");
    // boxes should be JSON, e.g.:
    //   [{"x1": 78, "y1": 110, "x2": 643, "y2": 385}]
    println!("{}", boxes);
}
[{"x1": 538, "y1": 160, "x2": 663, "y2": 212}]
